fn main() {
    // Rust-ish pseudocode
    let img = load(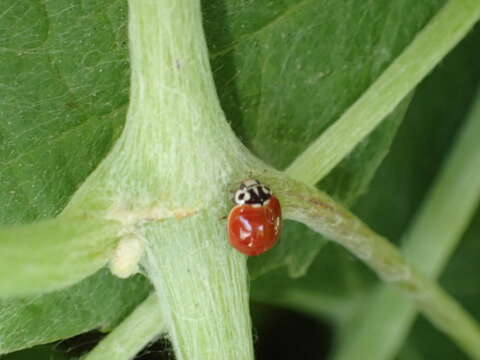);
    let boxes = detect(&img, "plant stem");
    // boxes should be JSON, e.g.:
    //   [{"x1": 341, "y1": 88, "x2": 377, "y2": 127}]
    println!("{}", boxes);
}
[
  {"x1": 144, "y1": 216, "x2": 254, "y2": 360},
  {"x1": 70, "y1": 0, "x2": 261, "y2": 359},
  {"x1": 286, "y1": 0, "x2": 480, "y2": 185},
  {"x1": 0, "y1": 218, "x2": 119, "y2": 297},
  {"x1": 84, "y1": 293, "x2": 164, "y2": 360},
  {"x1": 333, "y1": 88, "x2": 480, "y2": 360},
  {"x1": 263, "y1": 176, "x2": 480, "y2": 359}
]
